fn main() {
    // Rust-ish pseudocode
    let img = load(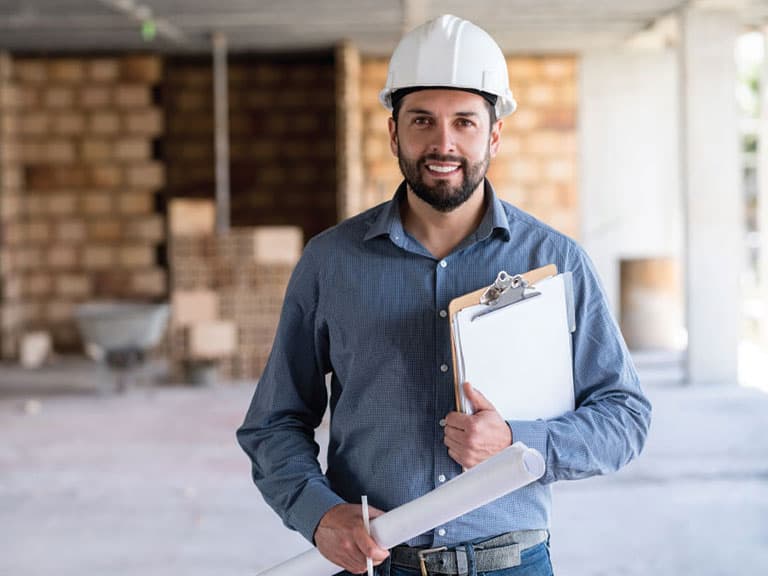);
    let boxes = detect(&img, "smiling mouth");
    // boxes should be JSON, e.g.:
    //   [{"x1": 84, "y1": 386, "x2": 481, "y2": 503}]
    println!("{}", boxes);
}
[{"x1": 425, "y1": 163, "x2": 461, "y2": 175}]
